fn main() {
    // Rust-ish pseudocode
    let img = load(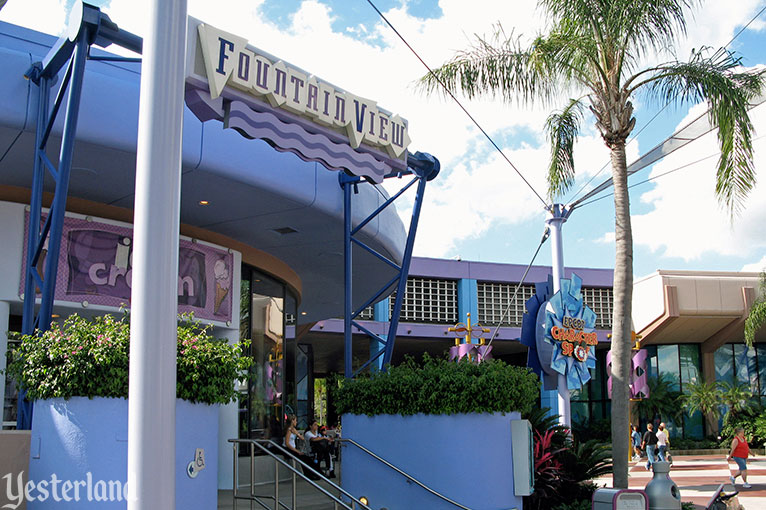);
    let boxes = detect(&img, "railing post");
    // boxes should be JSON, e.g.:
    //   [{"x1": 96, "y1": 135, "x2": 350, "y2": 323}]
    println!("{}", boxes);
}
[
  {"x1": 250, "y1": 442, "x2": 255, "y2": 499},
  {"x1": 274, "y1": 457, "x2": 279, "y2": 510},
  {"x1": 292, "y1": 458, "x2": 297, "y2": 509},
  {"x1": 232, "y1": 443, "x2": 237, "y2": 509}
]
